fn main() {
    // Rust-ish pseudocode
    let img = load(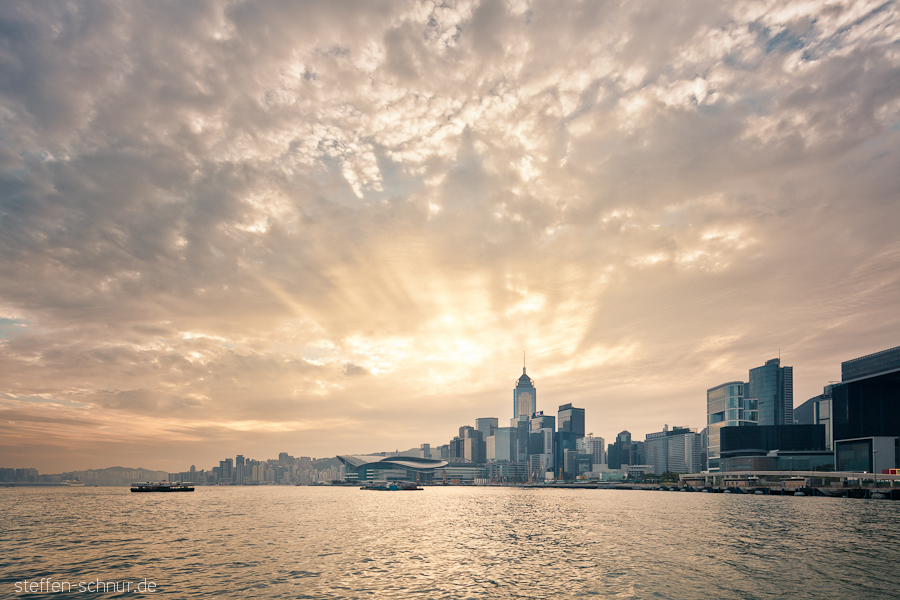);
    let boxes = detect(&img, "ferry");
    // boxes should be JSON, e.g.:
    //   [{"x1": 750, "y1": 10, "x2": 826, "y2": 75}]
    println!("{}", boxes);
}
[
  {"x1": 360, "y1": 482, "x2": 423, "y2": 491},
  {"x1": 130, "y1": 482, "x2": 194, "y2": 493},
  {"x1": 63, "y1": 480, "x2": 85, "y2": 487}
]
